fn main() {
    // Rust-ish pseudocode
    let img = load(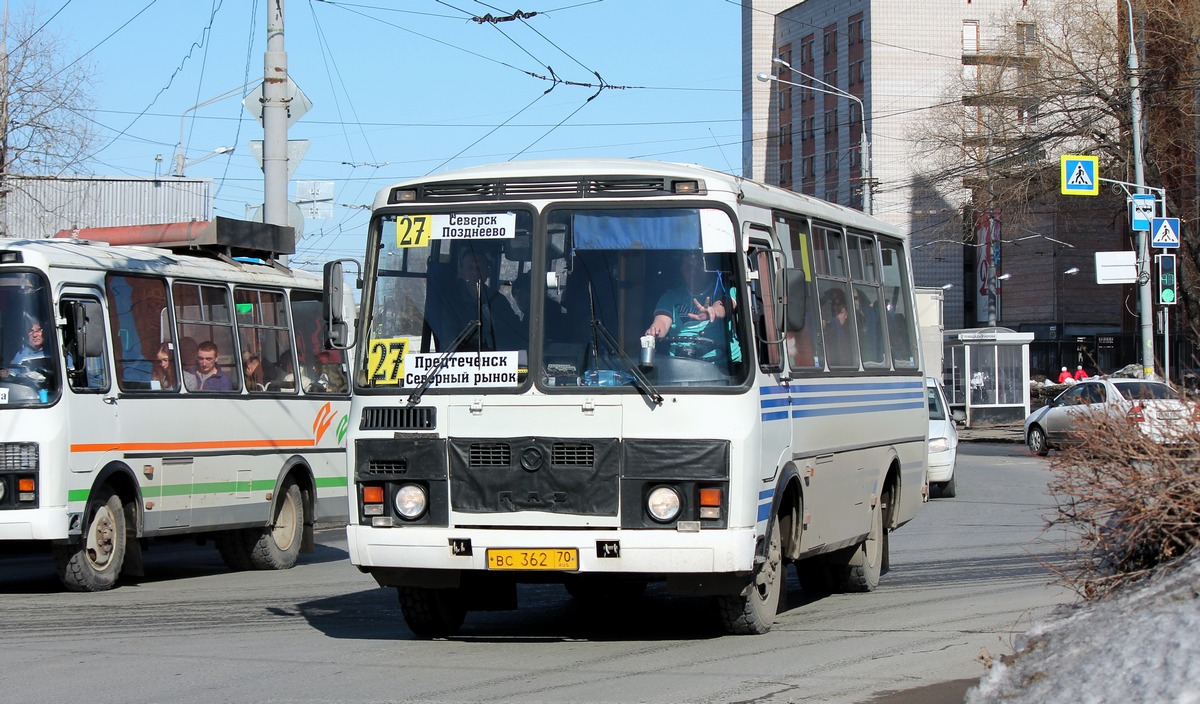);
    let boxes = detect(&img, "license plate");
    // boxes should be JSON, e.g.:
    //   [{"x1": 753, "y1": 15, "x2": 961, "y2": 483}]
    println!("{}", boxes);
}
[{"x1": 486, "y1": 548, "x2": 578, "y2": 571}]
